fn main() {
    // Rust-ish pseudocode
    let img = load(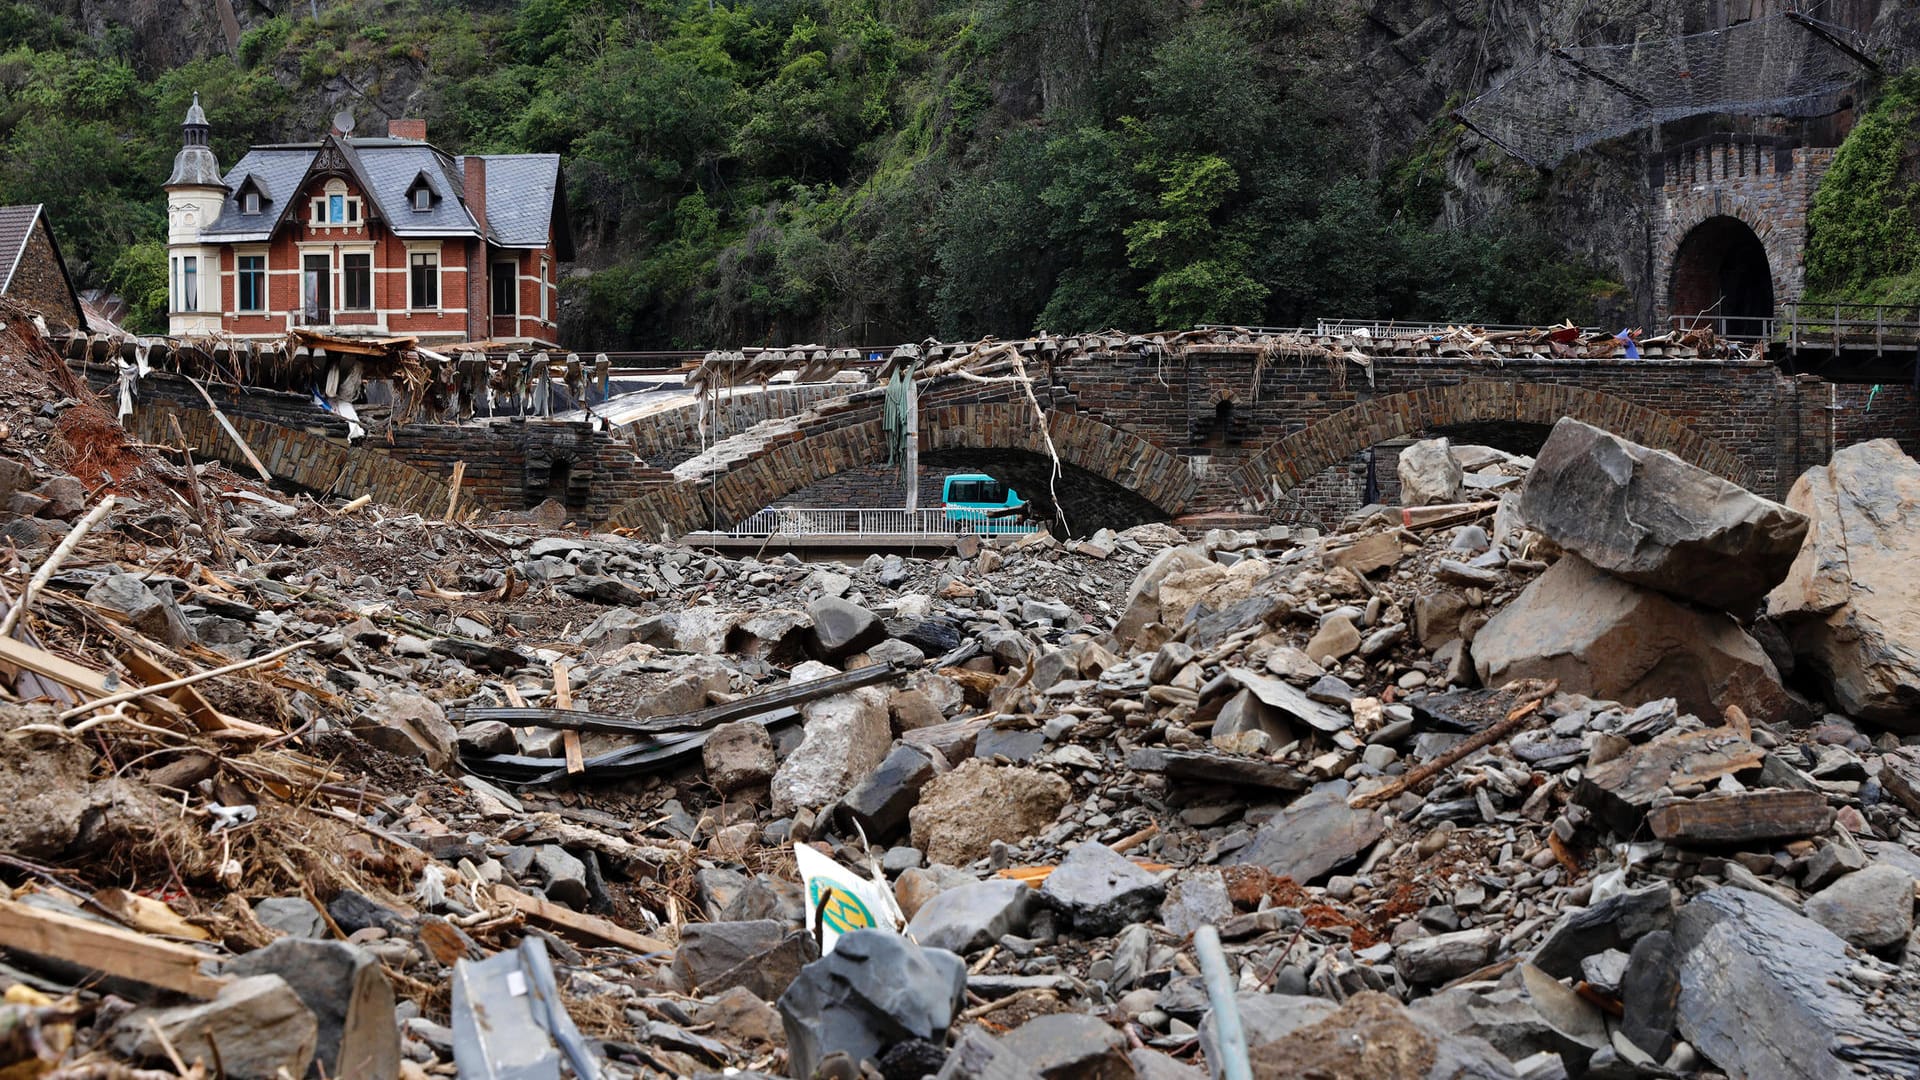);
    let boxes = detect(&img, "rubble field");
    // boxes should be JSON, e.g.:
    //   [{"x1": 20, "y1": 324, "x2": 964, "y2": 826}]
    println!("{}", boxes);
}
[{"x1": 4, "y1": 305, "x2": 1920, "y2": 1079}]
